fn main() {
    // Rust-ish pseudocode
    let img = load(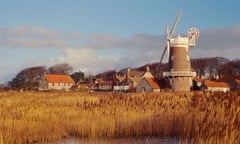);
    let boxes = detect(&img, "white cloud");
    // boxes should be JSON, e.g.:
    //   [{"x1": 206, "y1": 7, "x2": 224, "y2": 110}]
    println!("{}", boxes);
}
[
  {"x1": 84, "y1": 33, "x2": 163, "y2": 50},
  {"x1": 0, "y1": 26, "x2": 82, "y2": 40},
  {"x1": 193, "y1": 25, "x2": 240, "y2": 59},
  {"x1": 191, "y1": 47, "x2": 240, "y2": 59},
  {"x1": 49, "y1": 48, "x2": 120, "y2": 75},
  {"x1": 0, "y1": 26, "x2": 82, "y2": 48}
]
